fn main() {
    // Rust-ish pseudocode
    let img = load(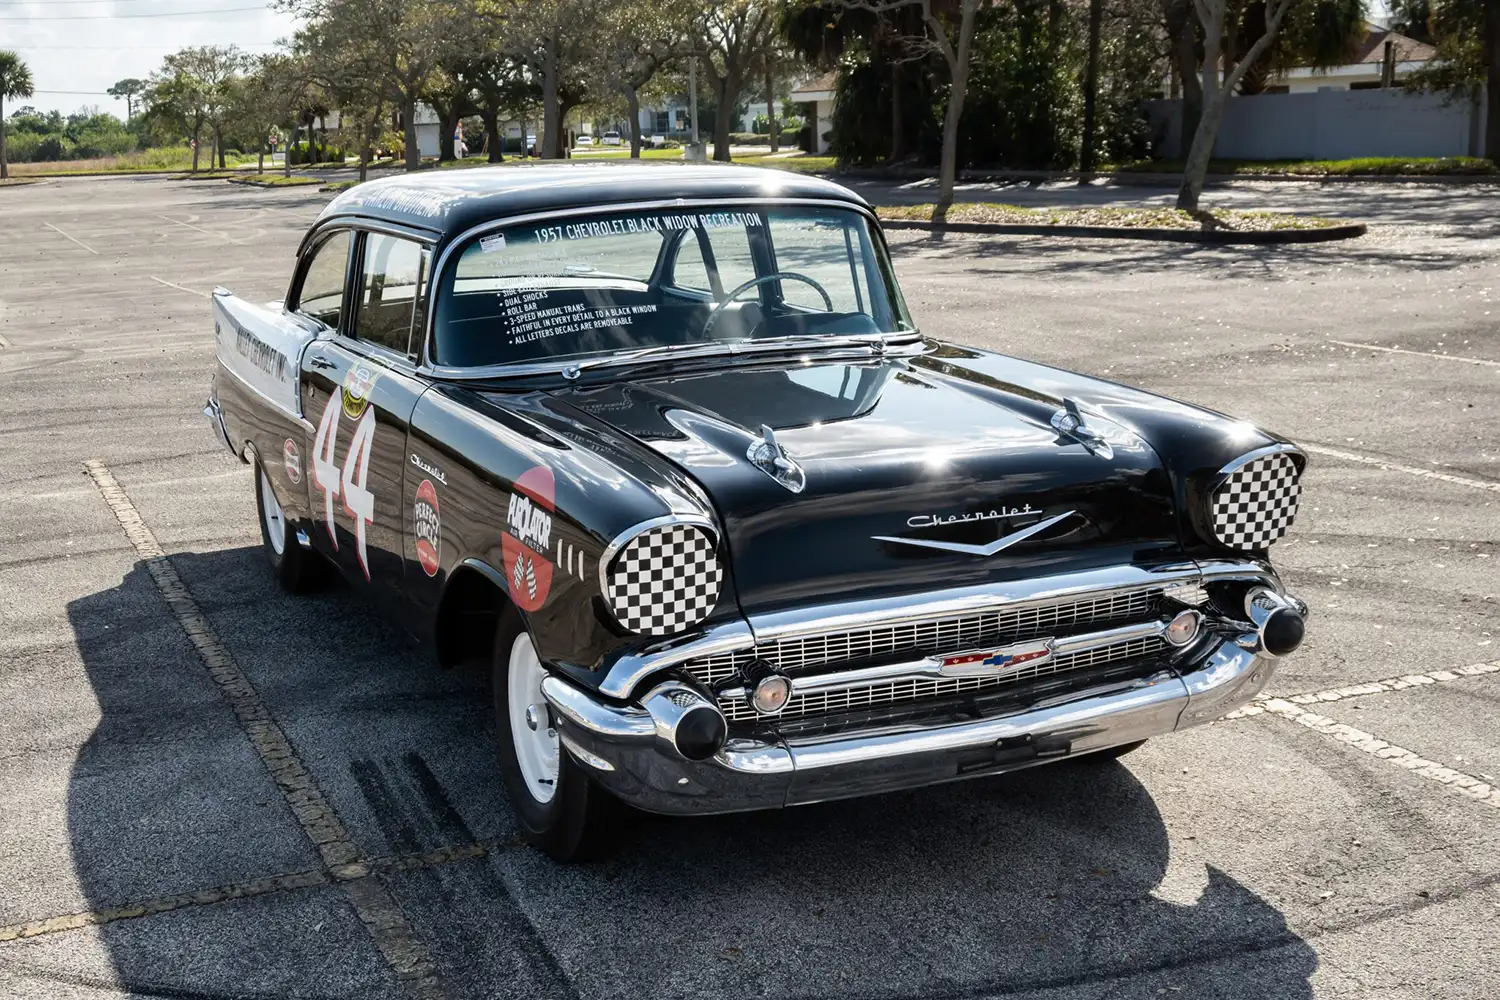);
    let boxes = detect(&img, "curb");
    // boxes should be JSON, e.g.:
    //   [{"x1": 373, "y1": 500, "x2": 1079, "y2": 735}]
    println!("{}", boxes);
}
[
  {"x1": 878, "y1": 218, "x2": 1369, "y2": 244},
  {"x1": 830, "y1": 167, "x2": 1500, "y2": 187},
  {"x1": 226, "y1": 177, "x2": 324, "y2": 189}
]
